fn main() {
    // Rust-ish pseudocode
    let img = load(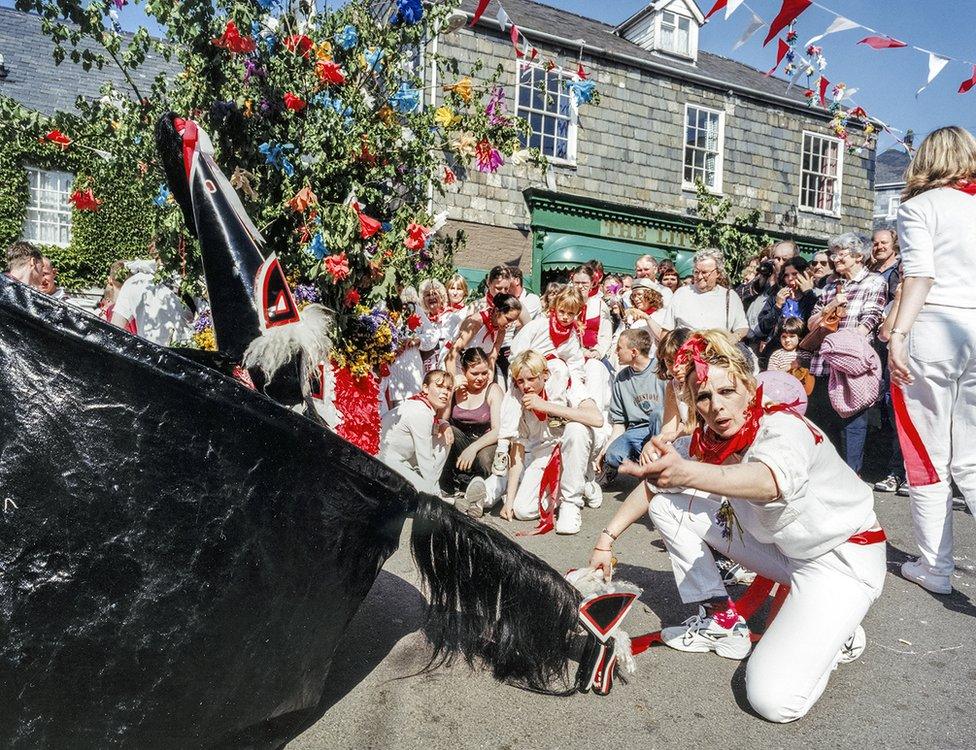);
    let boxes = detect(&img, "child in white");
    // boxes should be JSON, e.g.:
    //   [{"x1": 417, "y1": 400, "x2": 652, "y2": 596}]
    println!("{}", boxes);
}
[
  {"x1": 500, "y1": 351, "x2": 605, "y2": 535},
  {"x1": 379, "y1": 370, "x2": 454, "y2": 497}
]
